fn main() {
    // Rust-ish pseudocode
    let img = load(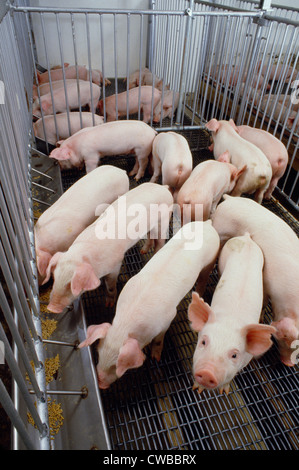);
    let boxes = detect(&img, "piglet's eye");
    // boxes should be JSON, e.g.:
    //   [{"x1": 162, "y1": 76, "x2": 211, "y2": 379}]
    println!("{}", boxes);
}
[{"x1": 229, "y1": 349, "x2": 239, "y2": 360}]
